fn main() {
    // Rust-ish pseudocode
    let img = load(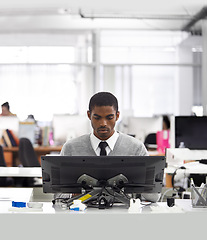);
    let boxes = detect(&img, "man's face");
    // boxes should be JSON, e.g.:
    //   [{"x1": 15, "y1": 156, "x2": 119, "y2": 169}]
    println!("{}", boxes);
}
[
  {"x1": 87, "y1": 105, "x2": 120, "y2": 140},
  {"x1": 1, "y1": 106, "x2": 9, "y2": 116}
]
